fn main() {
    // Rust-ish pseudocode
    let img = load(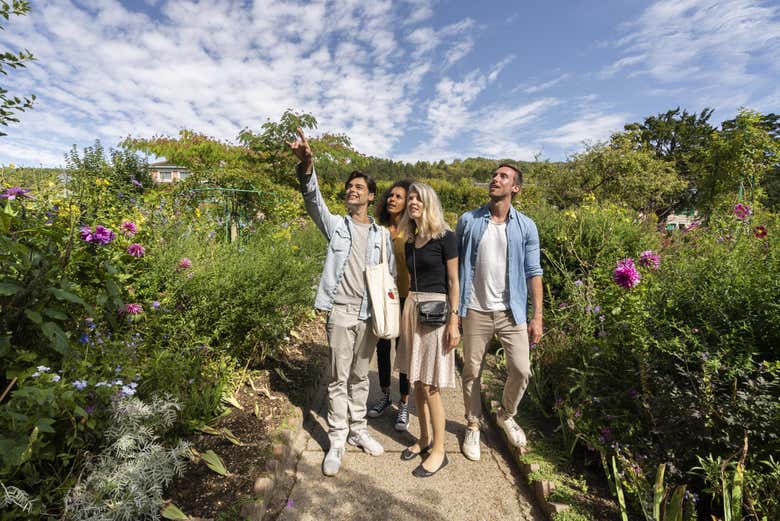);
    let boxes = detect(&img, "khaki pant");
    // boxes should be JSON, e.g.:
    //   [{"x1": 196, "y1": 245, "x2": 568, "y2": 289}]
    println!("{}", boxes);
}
[
  {"x1": 461, "y1": 309, "x2": 530, "y2": 422},
  {"x1": 325, "y1": 304, "x2": 378, "y2": 447}
]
